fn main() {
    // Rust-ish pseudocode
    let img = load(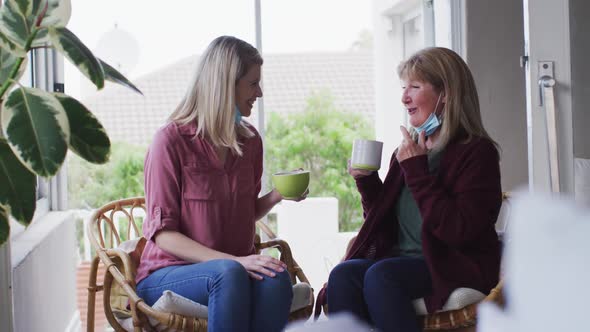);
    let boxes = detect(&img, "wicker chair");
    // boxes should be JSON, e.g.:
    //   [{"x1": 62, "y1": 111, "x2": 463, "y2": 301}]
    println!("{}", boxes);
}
[
  {"x1": 323, "y1": 192, "x2": 510, "y2": 332},
  {"x1": 416, "y1": 192, "x2": 510, "y2": 331},
  {"x1": 86, "y1": 197, "x2": 314, "y2": 332}
]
